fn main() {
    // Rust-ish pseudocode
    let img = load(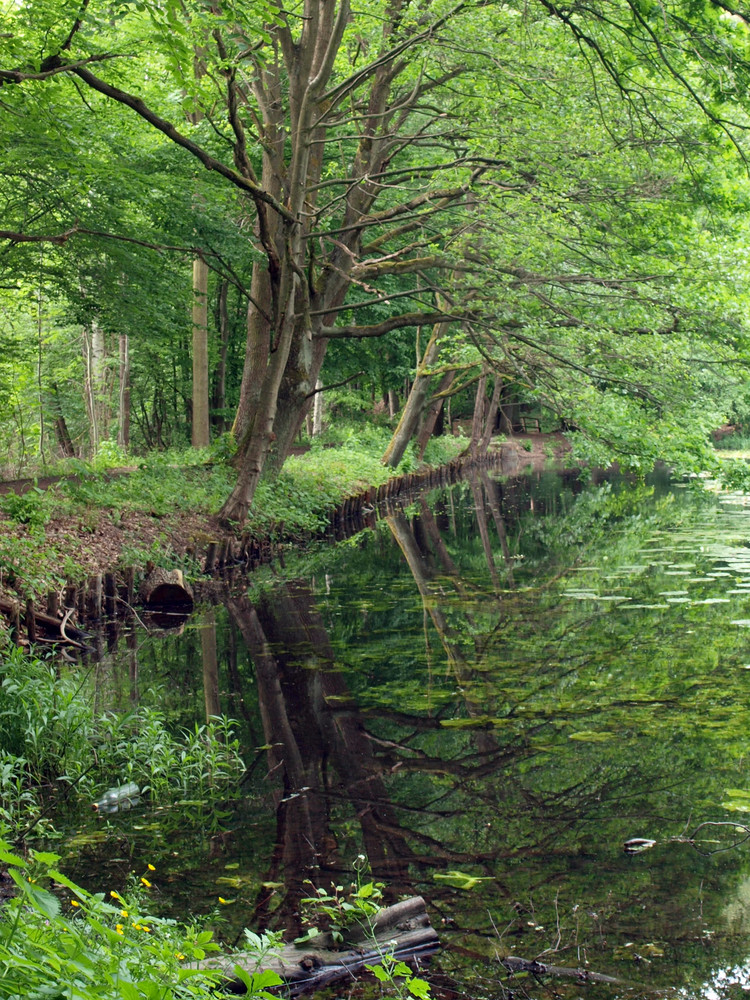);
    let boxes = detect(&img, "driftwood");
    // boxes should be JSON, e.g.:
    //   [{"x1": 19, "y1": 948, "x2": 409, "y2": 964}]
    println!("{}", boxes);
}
[
  {"x1": 212, "y1": 895, "x2": 439, "y2": 996},
  {"x1": 502, "y1": 955, "x2": 622, "y2": 986},
  {"x1": 138, "y1": 567, "x2": 194, "y2": 610}
]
